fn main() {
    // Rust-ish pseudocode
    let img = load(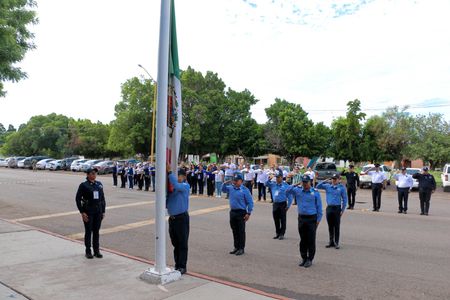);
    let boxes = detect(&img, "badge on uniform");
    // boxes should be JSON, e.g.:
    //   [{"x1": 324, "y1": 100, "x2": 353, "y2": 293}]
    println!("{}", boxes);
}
[{"x1": 93, "y1": 191, "x2": 99, "y2": 199}]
